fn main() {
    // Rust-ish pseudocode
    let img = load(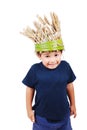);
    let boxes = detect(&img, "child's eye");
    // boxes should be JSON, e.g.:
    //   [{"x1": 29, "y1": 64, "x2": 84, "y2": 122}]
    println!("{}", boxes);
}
[
  {"x1": 45, "y1": 55, "x2": 50, "y2": 57},
  {"x1": 55, "y1": 54, "x2": 58, "y2": 57}
]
